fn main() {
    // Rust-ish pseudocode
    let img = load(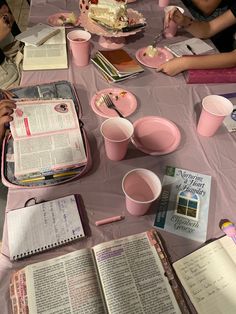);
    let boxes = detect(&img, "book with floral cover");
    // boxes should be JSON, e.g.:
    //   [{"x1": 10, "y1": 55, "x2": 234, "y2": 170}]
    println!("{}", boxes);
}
[{"x1": 154, "y1": 166, "x2": 212, "y2": 242}]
